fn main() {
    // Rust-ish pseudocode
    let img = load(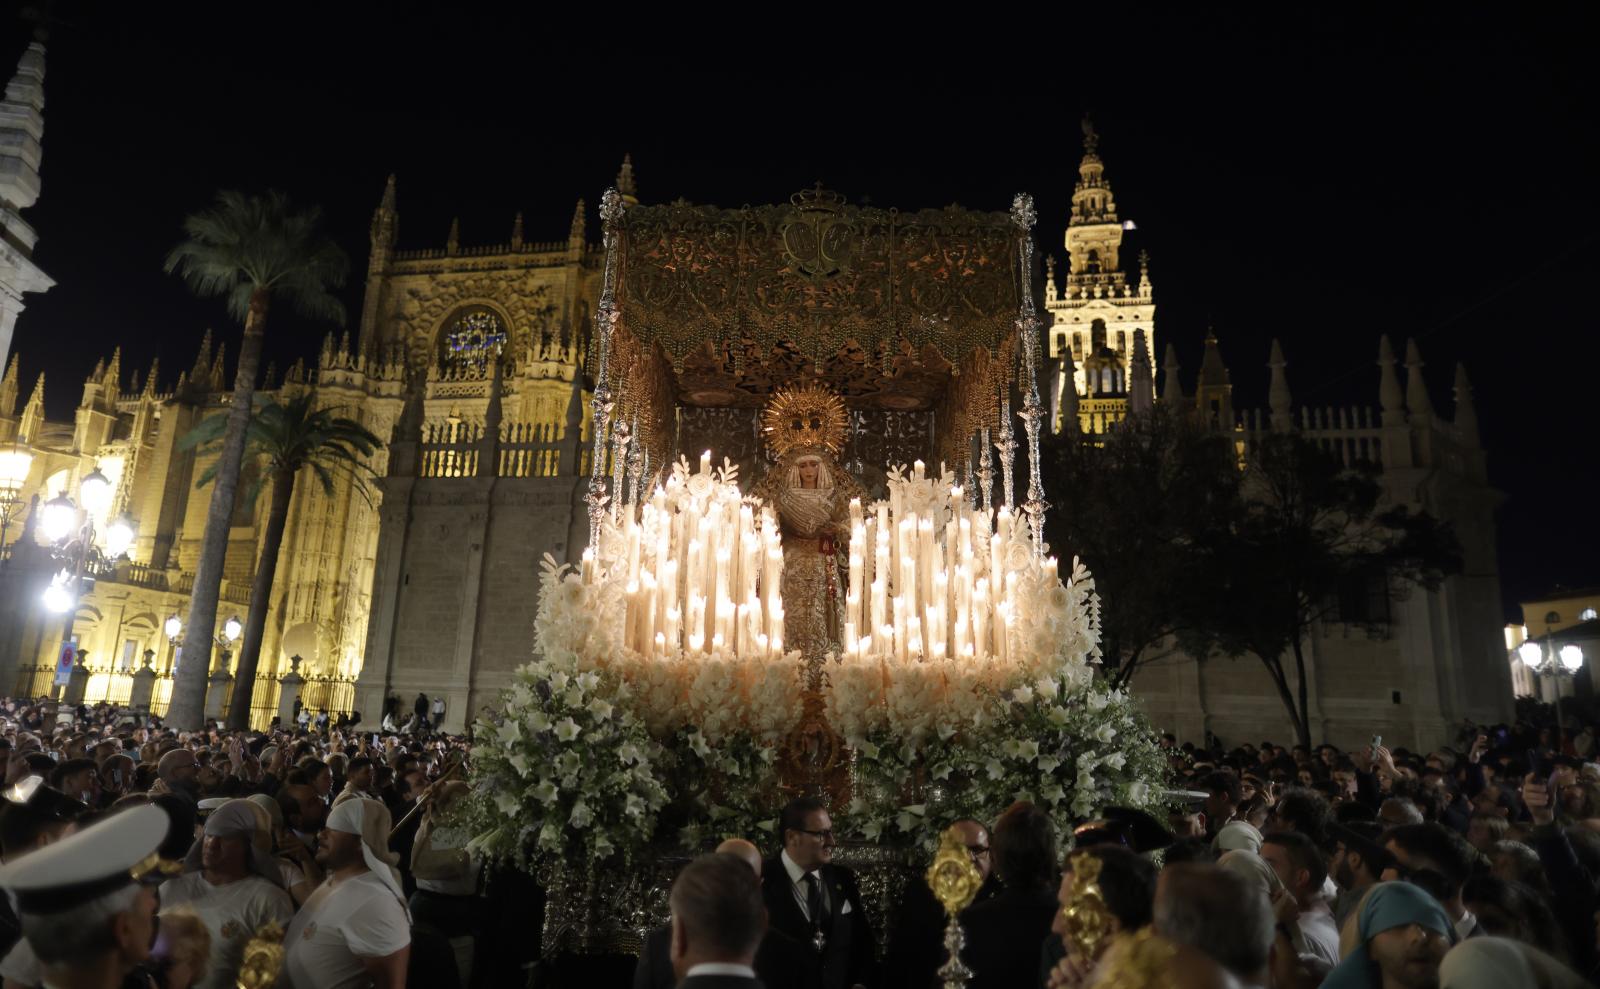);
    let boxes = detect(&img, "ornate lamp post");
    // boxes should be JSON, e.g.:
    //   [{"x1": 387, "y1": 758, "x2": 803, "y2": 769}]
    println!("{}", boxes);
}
[
  {"x1": 167, "y1": 612, "x2": 243, "y2": 722},
  {"x1": 37, "y1": 466, "x2": 130, "y2": 640},
  {"x1": 1519, "y1": 631, "x2": 1585, "y2": 746}
]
